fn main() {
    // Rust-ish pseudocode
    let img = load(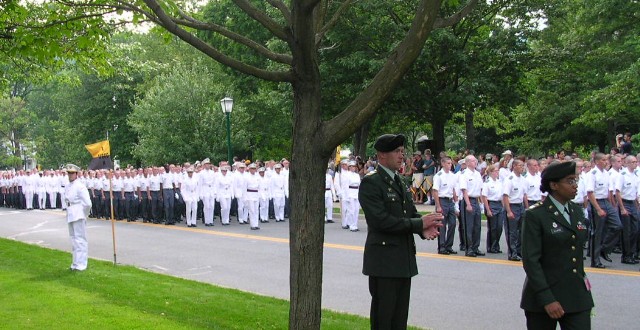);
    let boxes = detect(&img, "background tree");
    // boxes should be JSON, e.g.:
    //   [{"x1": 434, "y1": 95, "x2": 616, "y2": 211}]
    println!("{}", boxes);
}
[{"x1": 8, "y1": 1, "x2": 480, "y2": 328}]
